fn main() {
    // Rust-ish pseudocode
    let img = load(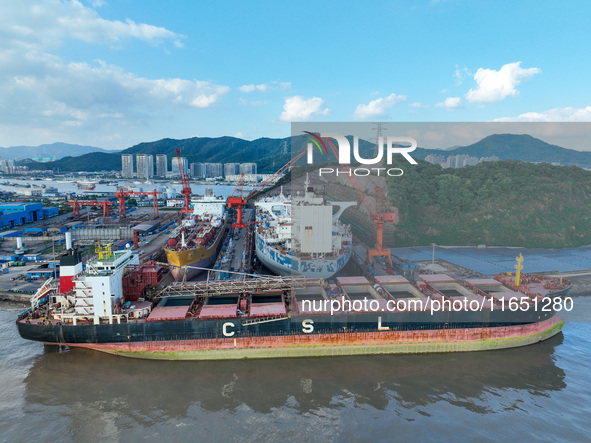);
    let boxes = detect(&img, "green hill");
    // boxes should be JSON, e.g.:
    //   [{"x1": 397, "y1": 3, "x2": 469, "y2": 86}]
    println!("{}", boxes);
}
[
  {"x1": 17, "y1": 133, "x2": 591, "y2": 174},
  {"x1": 384, "y1": 159, "x2": 591, "y2": 248},
  {"x1": 19, "y1": 137, "x2": 293, "y2": 173}
]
